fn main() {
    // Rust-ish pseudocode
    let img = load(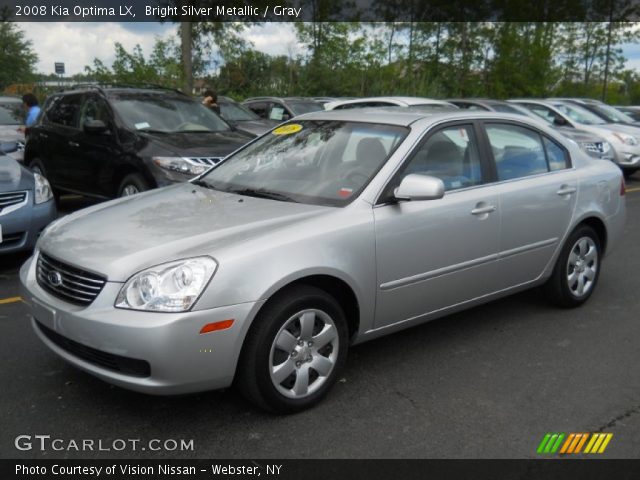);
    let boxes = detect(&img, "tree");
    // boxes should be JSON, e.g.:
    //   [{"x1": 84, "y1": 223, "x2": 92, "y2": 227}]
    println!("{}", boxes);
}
[
  {"x1": 0, "y1": 22, "x2": 38, "y2": 91},
  {"x1": 84, "y1": 38, "x2": 183, "y2": 88}
]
